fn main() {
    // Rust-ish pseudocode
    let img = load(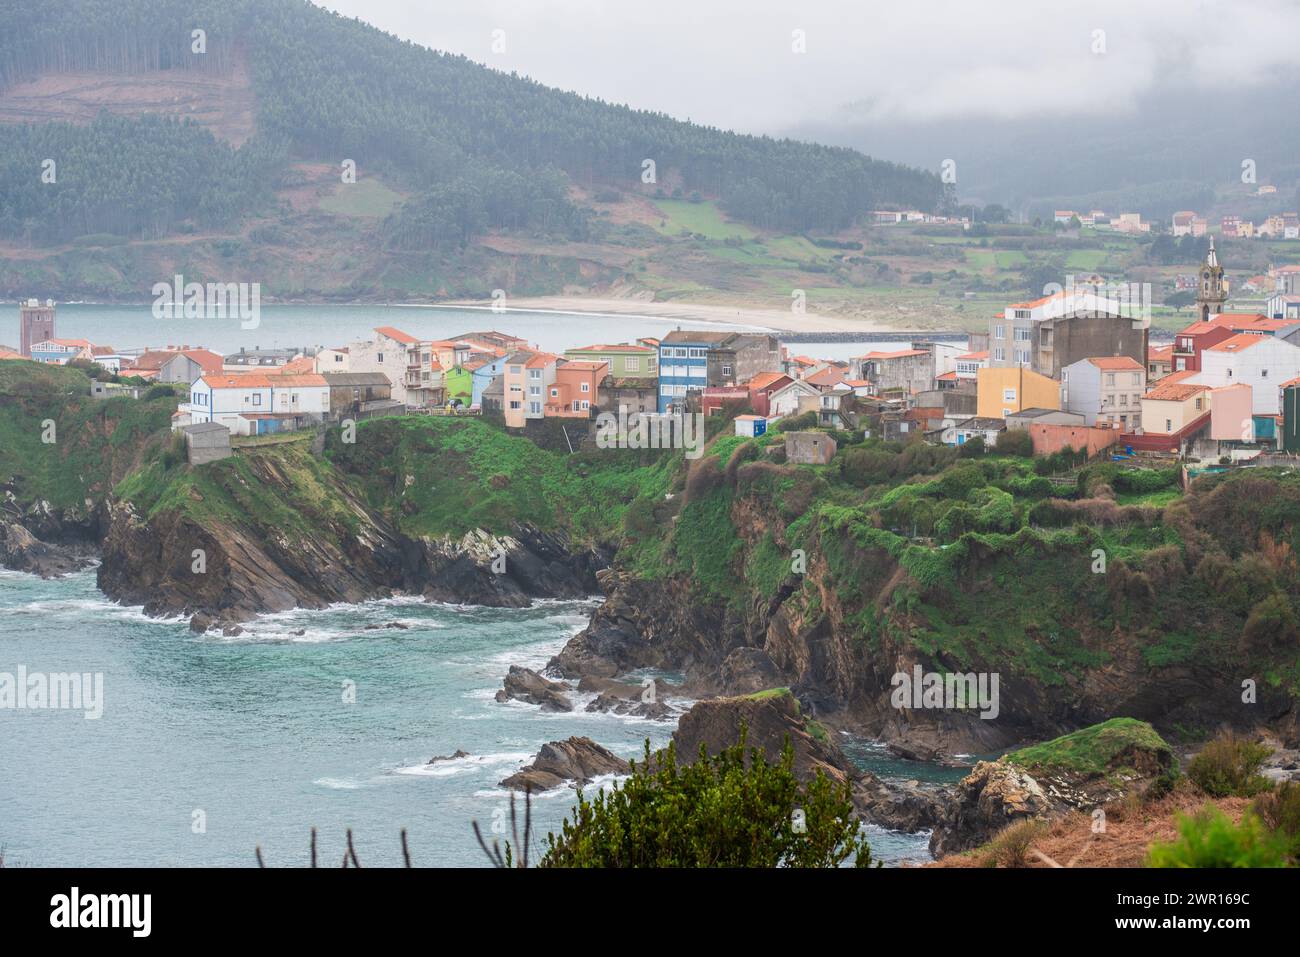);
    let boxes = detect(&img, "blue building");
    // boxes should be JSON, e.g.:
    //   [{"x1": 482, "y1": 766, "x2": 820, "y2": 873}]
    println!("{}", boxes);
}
[
  {"x1": 657, "y1": 331, "x2": 725, "y2": 413},
  {"x1": 470, "y1": 356, "x2": 510, "y2": 408}
]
